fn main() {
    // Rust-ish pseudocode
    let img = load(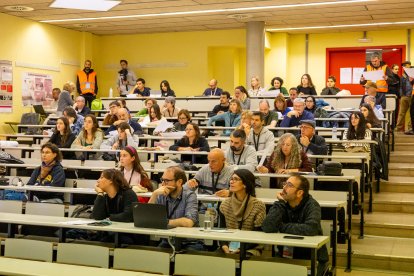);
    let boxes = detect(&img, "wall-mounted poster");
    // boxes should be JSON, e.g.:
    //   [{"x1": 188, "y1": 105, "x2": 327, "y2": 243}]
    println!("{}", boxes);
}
[
  {"x1": 22, "y1": 72, "x2": 53, "y2": 107},
  {"x1": 0, "y1": 60, "x2": 13, "y2": 113}
]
